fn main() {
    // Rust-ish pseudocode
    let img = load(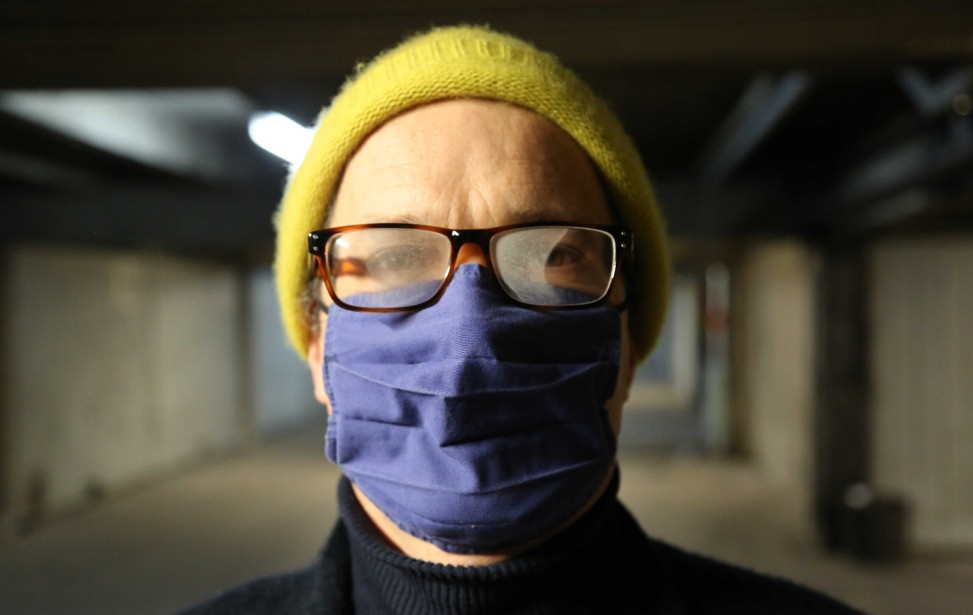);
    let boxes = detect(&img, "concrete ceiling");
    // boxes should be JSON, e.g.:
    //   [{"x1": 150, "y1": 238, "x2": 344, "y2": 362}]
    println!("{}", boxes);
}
[{"x1": 1, "y1": 1, "x2": 972, "y2": 259}]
